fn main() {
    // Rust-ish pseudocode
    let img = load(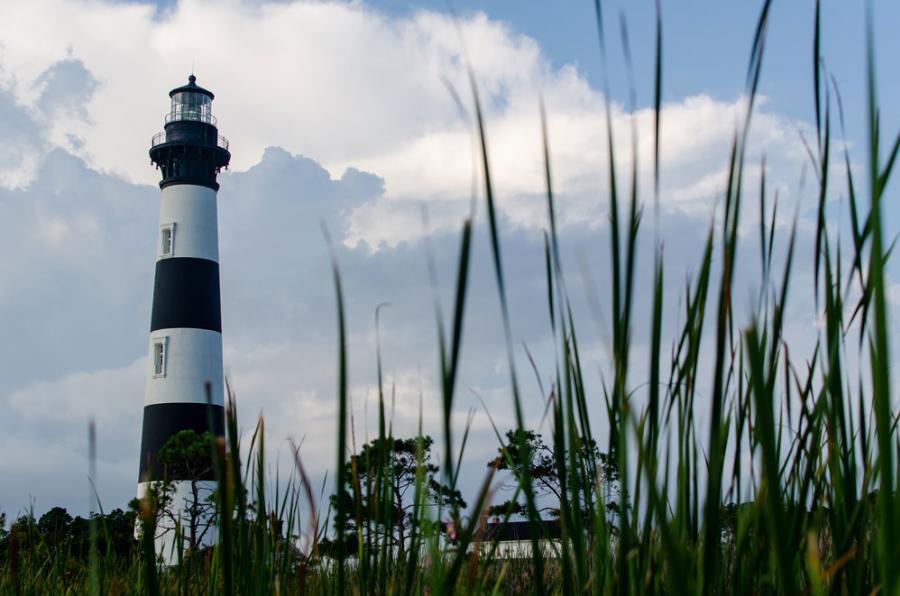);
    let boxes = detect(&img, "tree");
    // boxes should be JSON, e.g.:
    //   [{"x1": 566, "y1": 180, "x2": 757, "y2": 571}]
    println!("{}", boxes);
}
[
  {"x1": 0, "y1": 507, "x2": 137, "y2": 568},
  {"x1": 487, "y1": 429, "x2": 621, "y2": 521},
  {"x1": 37, "y1": 507, "x2": 72, "y2": 548},
  {"x1": 141, "y1": 429, "x2": 218, "y2": 553},
  {"x1": 95, "y1": 508, "x2": 139, "y2": 557},
  {"x1": 328, "y1": 435, "x2": 466, "y2": 557}
]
